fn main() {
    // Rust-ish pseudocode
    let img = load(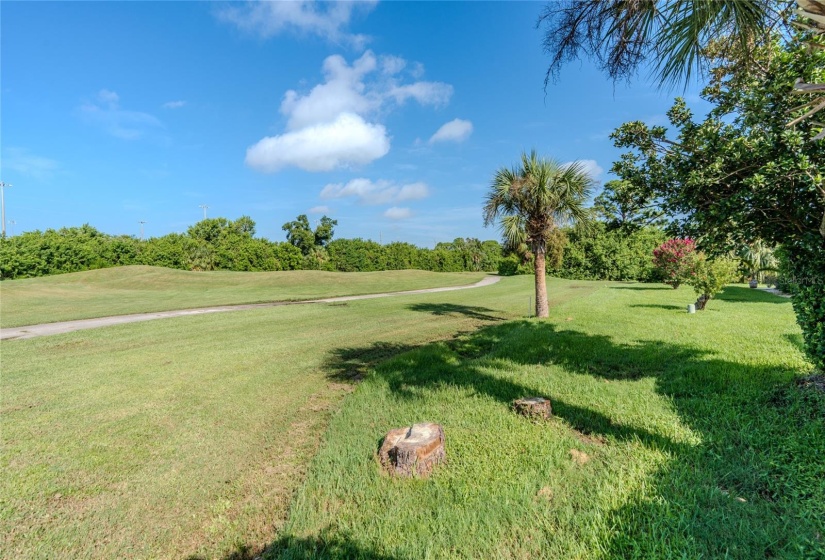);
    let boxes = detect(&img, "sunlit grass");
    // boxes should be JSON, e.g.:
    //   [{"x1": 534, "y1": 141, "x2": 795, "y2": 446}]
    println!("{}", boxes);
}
[
  {"x1": 0, "y1": 265, "x2": 487, "y2": 328},
  {"x1": 274, "y1": 284, "x2": 822, "y2": 559},
  {"x1": 2, "y1": 275, "x2": 592, "y2": 559}
]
